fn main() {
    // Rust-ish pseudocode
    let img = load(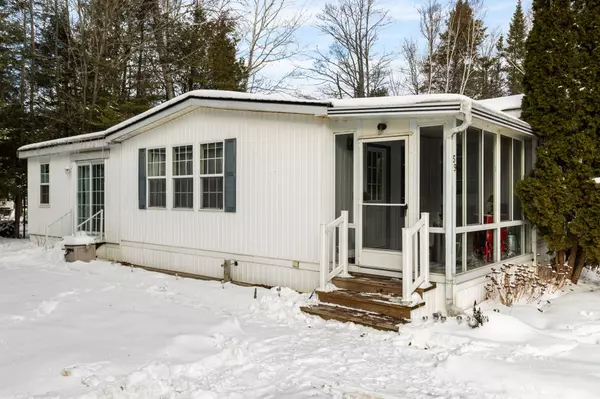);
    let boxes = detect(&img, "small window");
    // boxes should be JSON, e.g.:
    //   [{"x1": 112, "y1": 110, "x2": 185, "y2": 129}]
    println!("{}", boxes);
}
[
  {"x1": 40, "y1": 163, "x2": 50, "y2": 205},
  {"x1": 173, "y1": 145, "x2": 193, "y2": 208},
  {"x1": 147, "y1": 148, "x2": 166, "y2": 208},
  {"x1": 200, "y1": 142, "x2": 223, "y2": 209}
]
